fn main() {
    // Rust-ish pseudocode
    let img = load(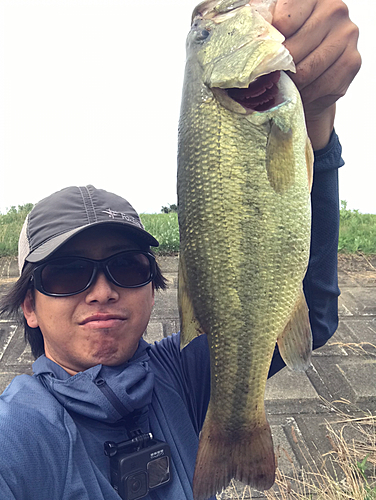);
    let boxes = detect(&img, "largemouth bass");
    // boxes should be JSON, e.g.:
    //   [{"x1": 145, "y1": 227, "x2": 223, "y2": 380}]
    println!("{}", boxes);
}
[{"x1": 177, "y1": 1, "x2": 314, "y2": 499}]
